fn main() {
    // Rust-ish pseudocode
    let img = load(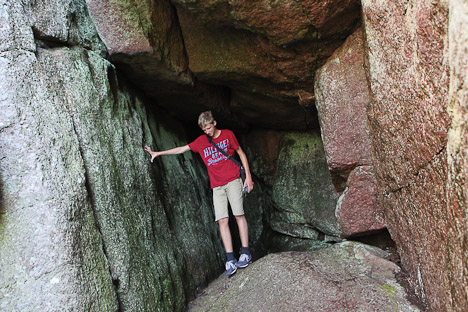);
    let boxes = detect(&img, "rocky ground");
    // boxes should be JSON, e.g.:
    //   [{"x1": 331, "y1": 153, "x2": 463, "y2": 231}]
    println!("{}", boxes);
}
[{"x1": 187, "y1": 242, "x2": 424, "y2": 312}]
